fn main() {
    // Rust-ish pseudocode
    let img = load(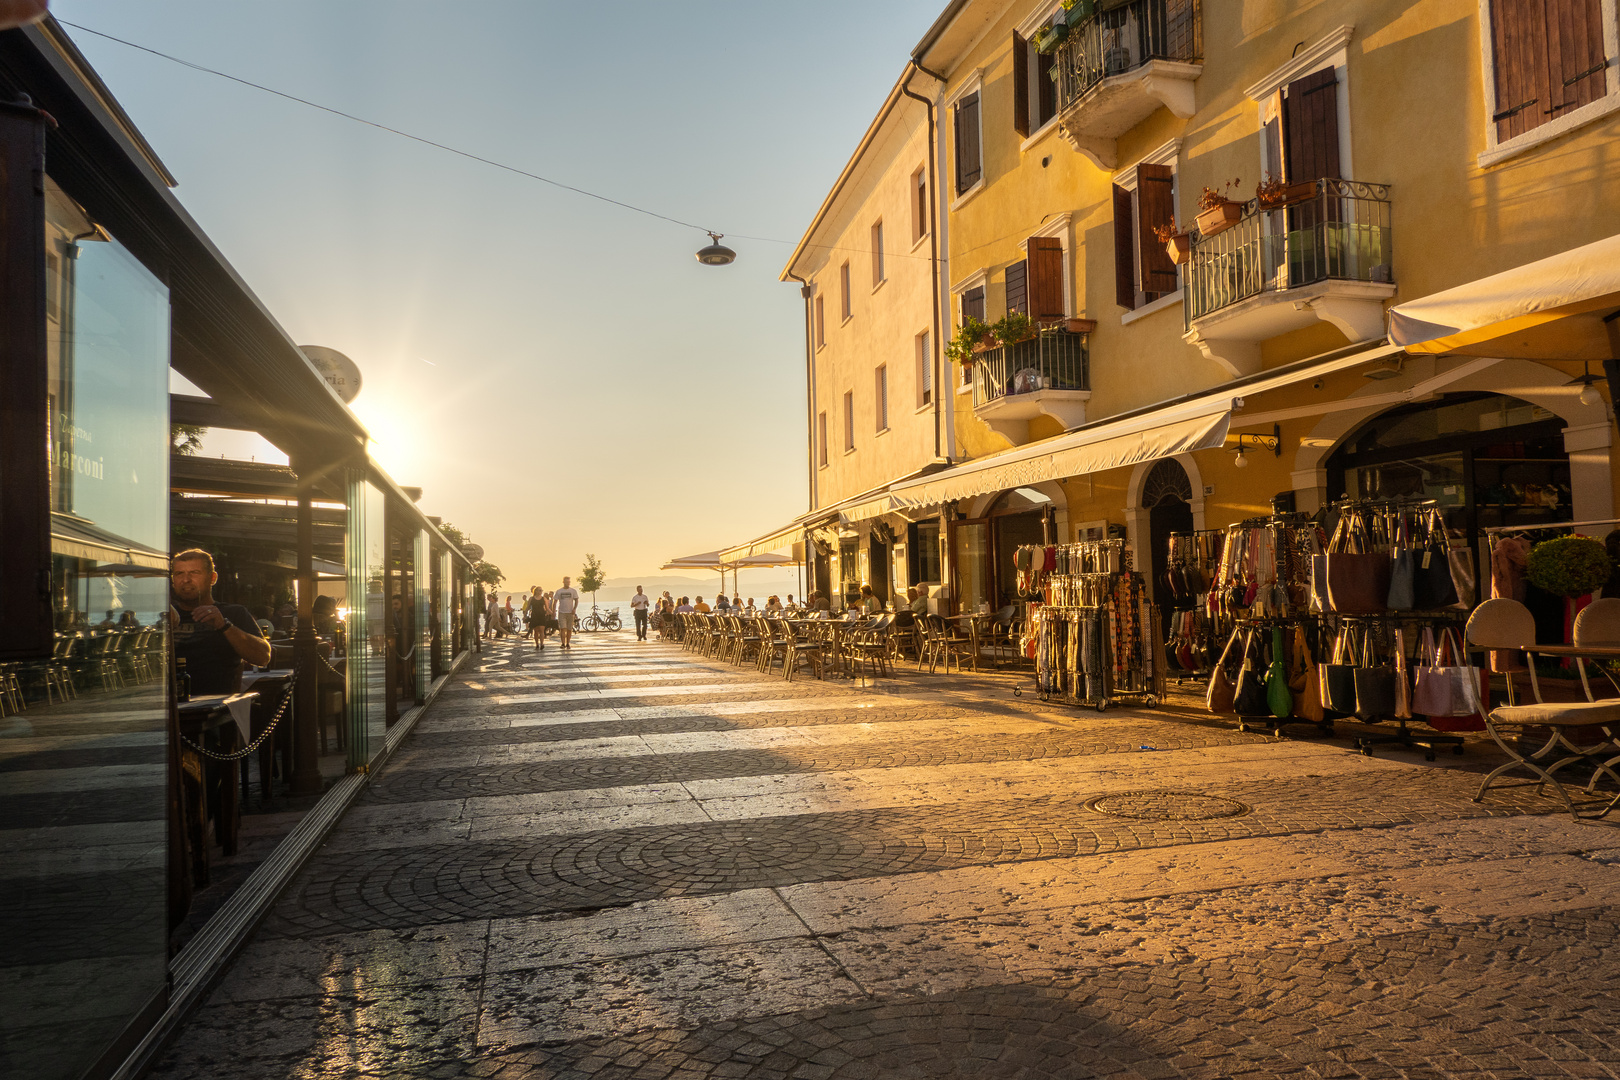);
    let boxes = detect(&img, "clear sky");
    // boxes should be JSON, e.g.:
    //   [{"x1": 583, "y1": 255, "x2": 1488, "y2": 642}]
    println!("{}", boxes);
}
[{"x1": 54, "y1": 0, "x2": 940, "y2": 591}]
